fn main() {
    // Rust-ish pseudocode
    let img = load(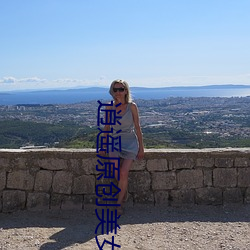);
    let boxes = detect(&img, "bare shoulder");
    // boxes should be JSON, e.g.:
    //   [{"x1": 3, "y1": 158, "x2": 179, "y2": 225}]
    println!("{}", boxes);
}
[
  {"x1": 130, "y1": 102, "x2": 139, "y2": 113},
  {"x1": 130, "y1": 102, "x2": 138, "y2": 109}
]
